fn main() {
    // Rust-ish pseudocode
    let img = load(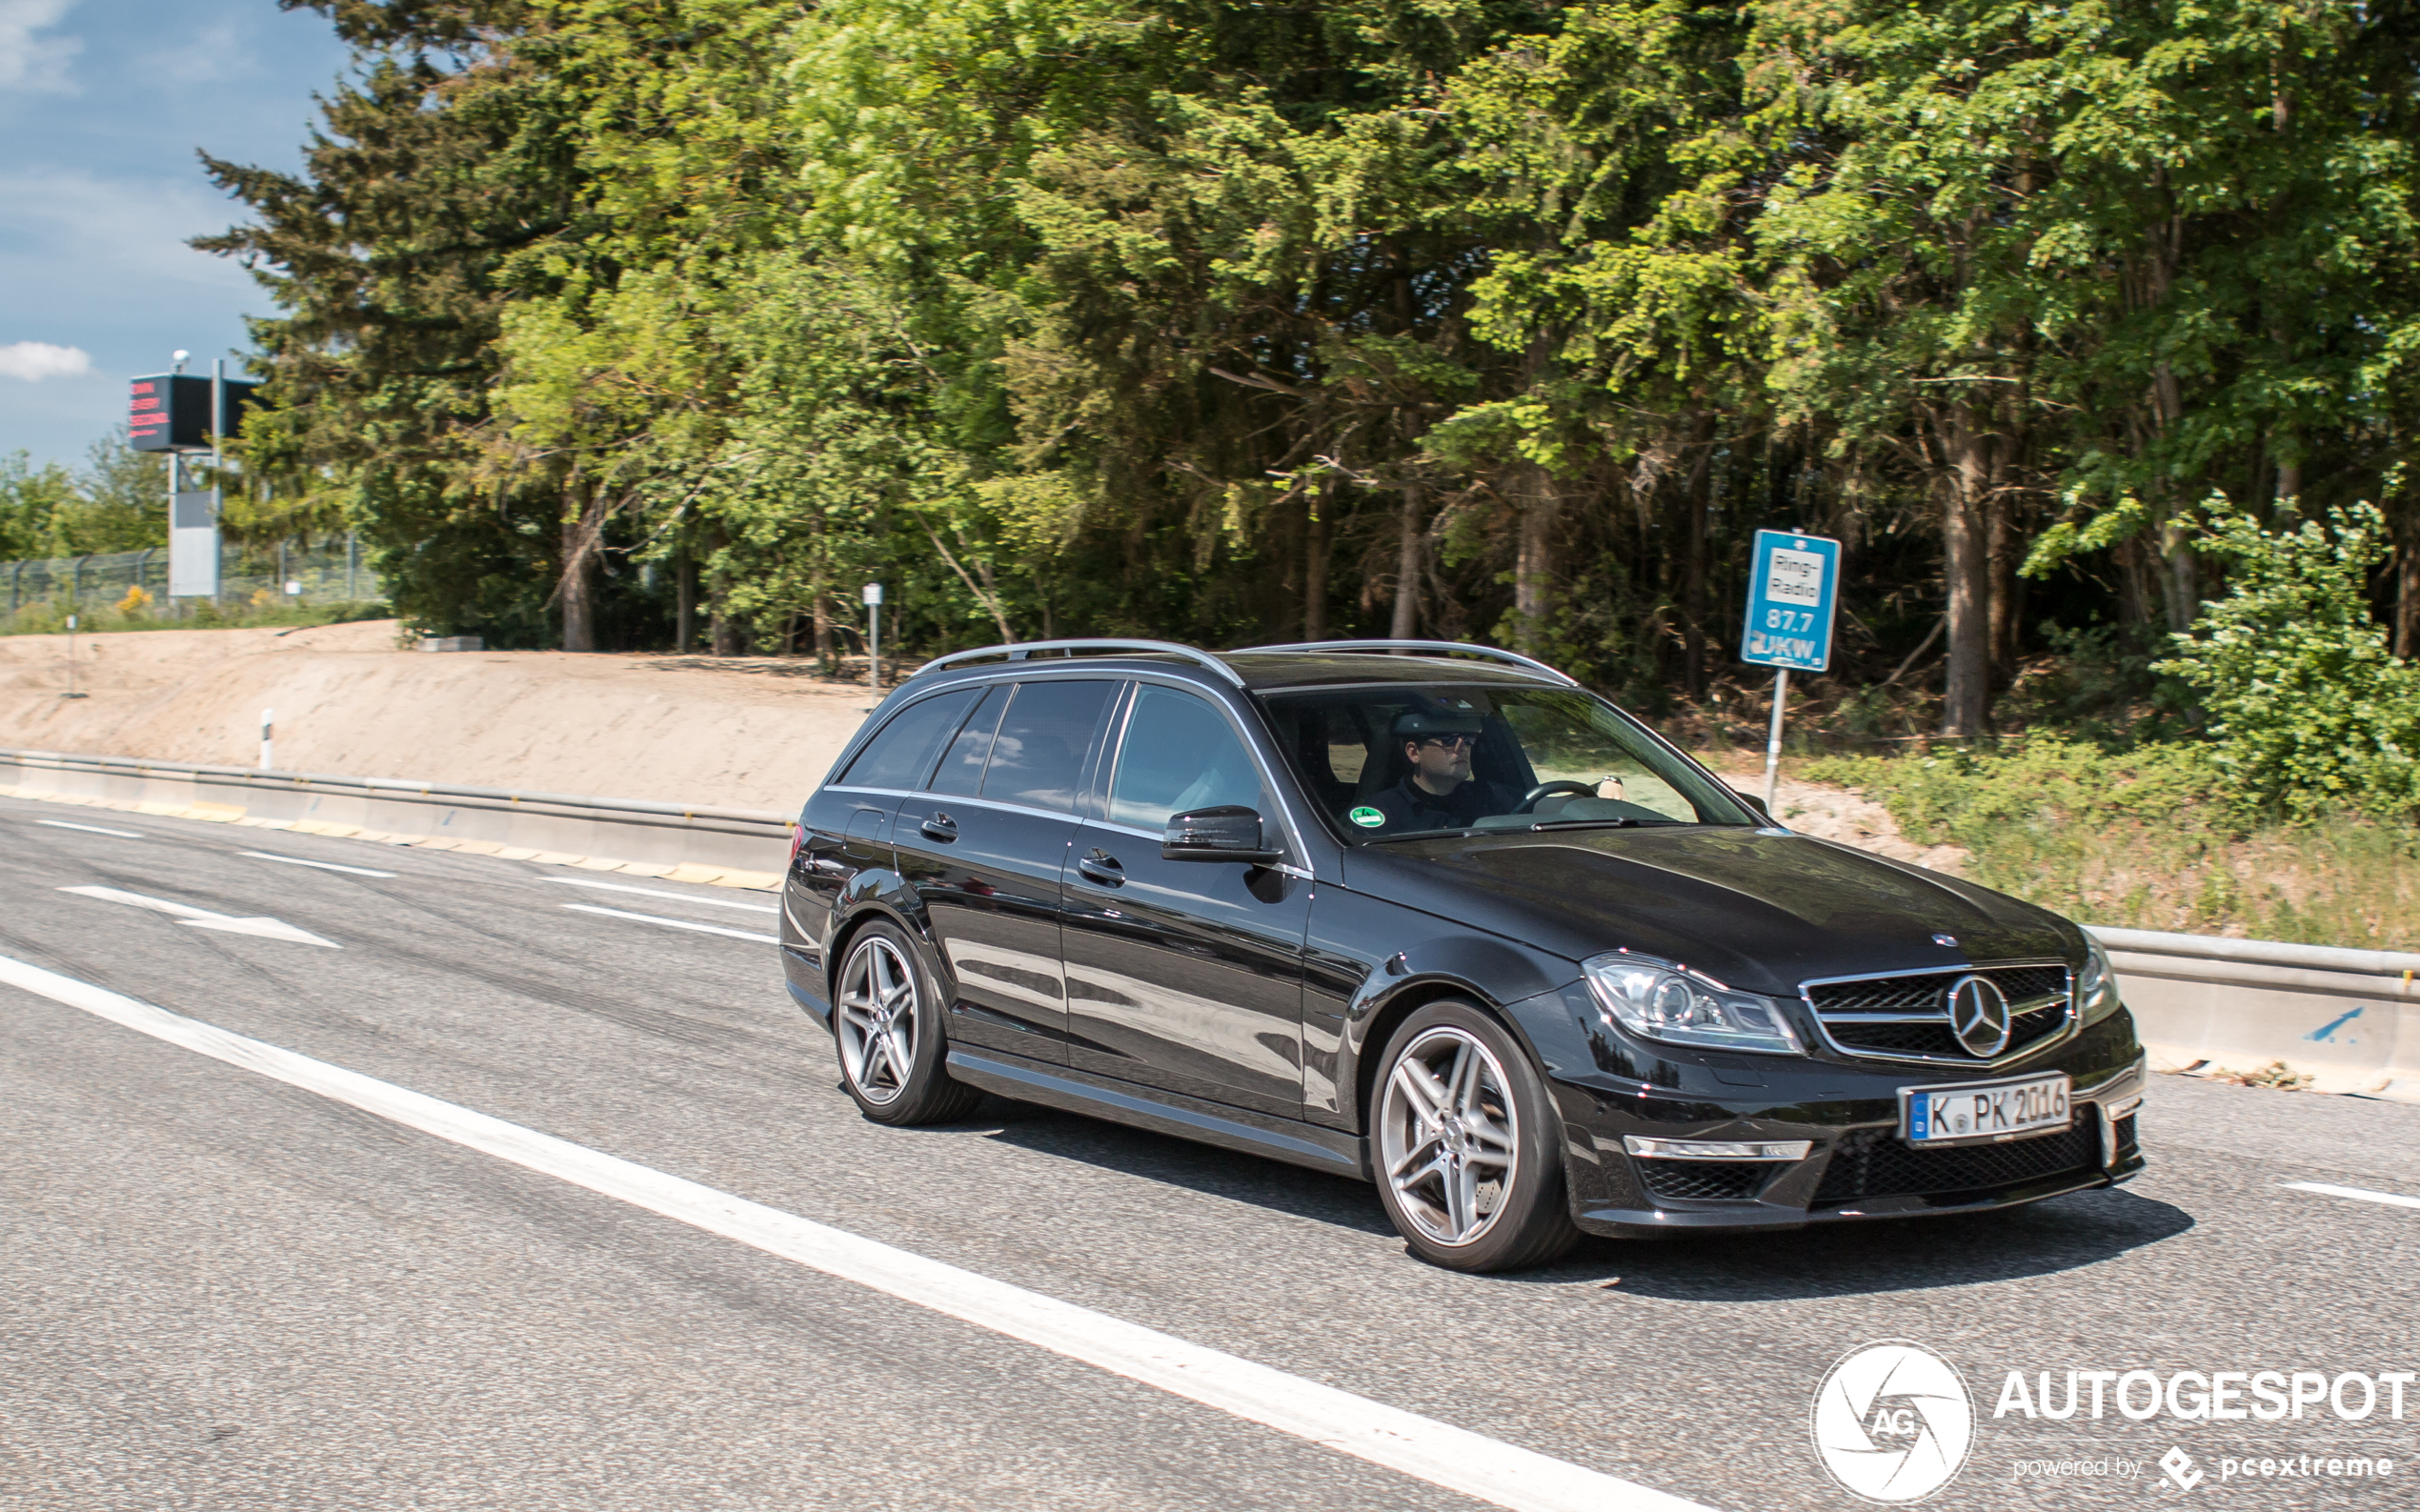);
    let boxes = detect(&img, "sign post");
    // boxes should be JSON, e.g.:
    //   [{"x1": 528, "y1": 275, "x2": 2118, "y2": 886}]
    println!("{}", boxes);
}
[
  {"x1": 1739, "y1": 528, "x2": 1842, "y2": 811},
  {"x1": 133, "y1": 358, "x2": 259, "y2": 607},
  {"x1": 862, "y1": 582, "x2": 884, "y2": 689}
]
